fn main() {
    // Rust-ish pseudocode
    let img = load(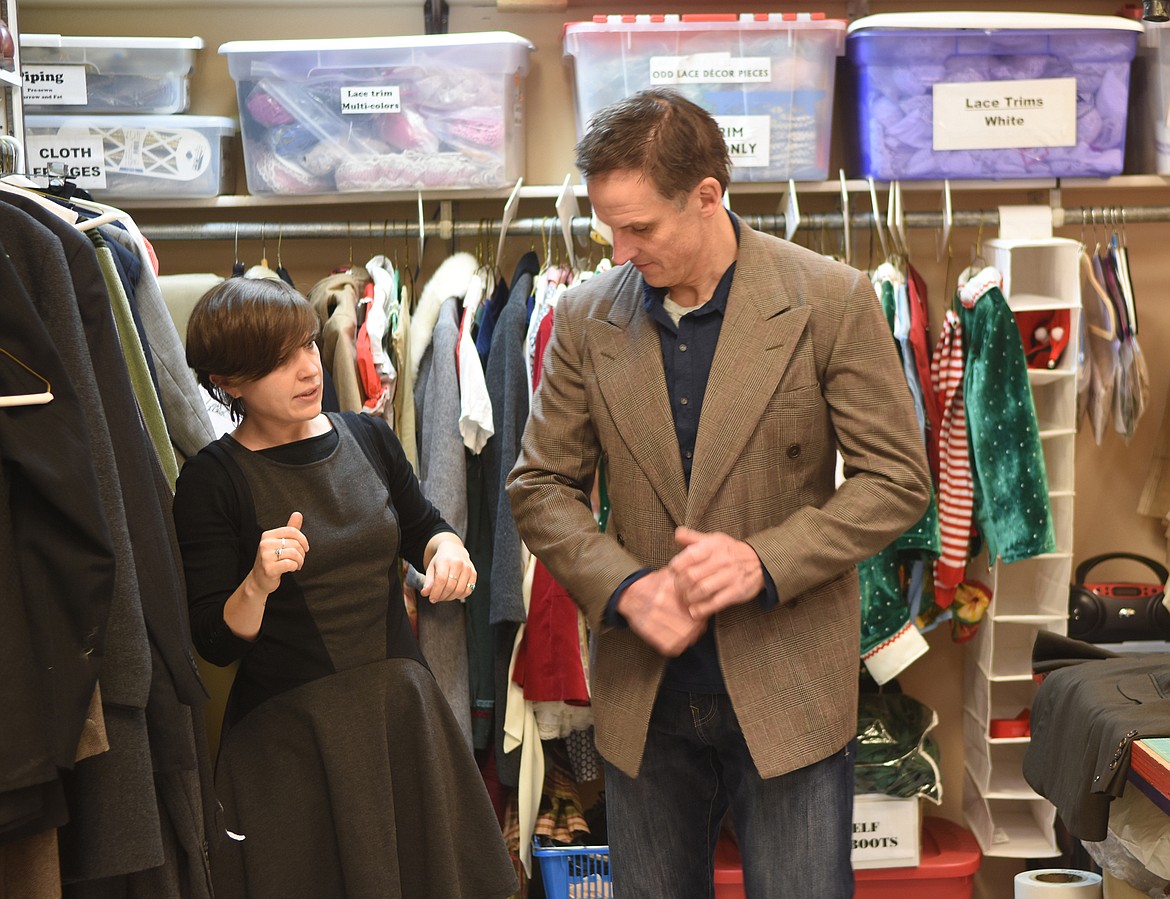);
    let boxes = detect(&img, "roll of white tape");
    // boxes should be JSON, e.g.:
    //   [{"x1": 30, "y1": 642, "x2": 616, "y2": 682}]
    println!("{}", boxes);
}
[{"x1": 1015, "y1": 869, "x2": 1103, "y2": 898}]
